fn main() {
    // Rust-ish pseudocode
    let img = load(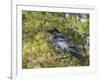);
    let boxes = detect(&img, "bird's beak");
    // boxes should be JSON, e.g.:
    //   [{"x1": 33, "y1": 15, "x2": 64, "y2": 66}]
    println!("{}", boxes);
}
[
  {"x1": 47, "y1": 30, "x2": 49, "y2": 32},
  {"x1": 47, "y1": 30, "x2": 51, "y2": 33}
]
